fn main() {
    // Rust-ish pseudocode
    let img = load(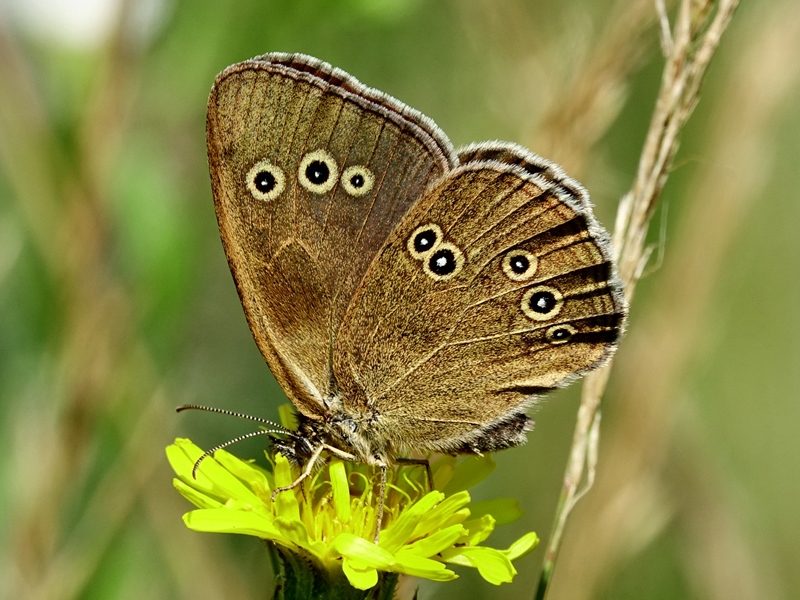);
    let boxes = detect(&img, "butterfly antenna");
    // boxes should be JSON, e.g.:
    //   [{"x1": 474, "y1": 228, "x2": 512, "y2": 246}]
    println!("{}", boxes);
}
[
  {"x1": 191, "y1": 429, "x2": 285, "y2": 479},
  {"x1": 176, "y1": 403, "x2": 290, "y2": 434}
]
